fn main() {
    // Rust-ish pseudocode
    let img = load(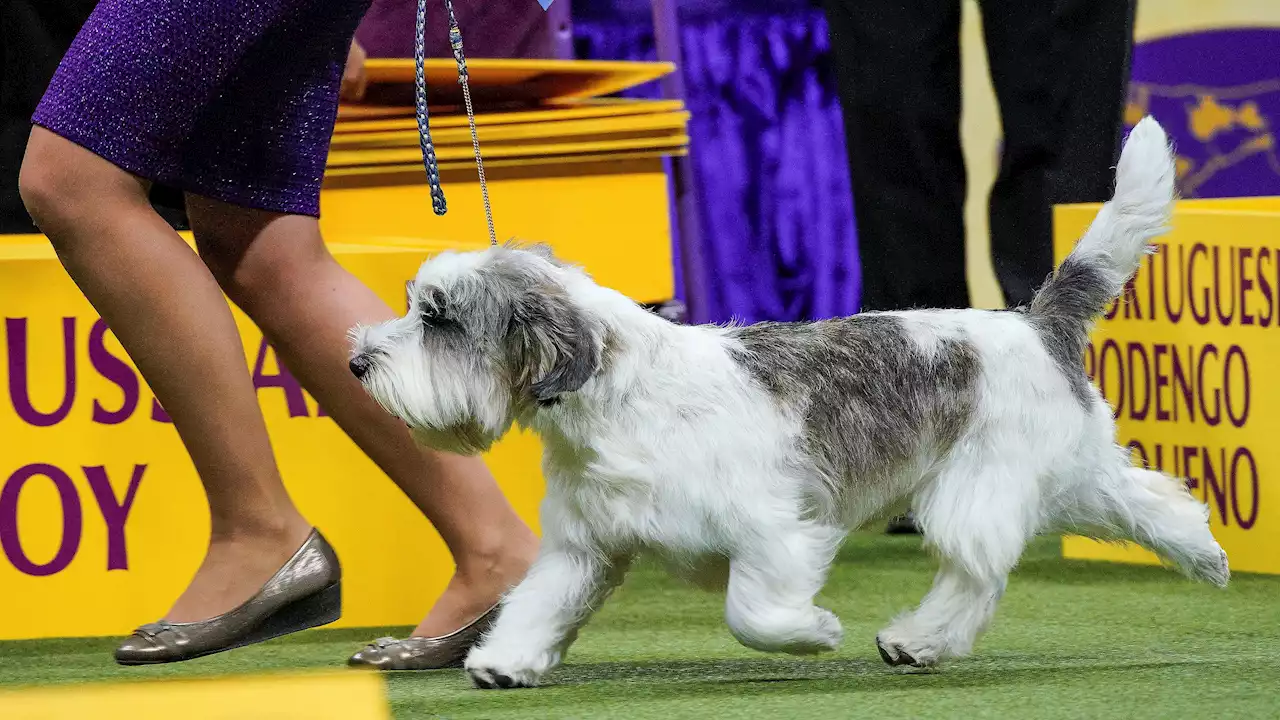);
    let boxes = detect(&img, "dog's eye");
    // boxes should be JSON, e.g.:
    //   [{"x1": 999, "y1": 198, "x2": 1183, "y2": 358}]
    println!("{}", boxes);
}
[
  {"x1": 420, "y1": 288, "x2": 448, "y2": 327},
  {"x1": 421, "y1": 305, "x2": 445, "y2": 326}
]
